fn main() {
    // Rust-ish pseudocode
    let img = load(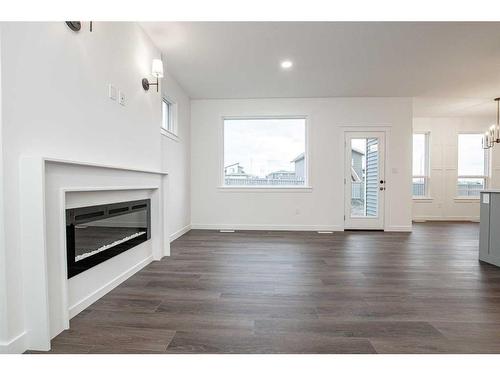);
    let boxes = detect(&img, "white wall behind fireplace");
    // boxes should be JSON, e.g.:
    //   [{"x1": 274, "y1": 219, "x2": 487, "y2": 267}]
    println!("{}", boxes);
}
[
  {"x1": 0, "y1": 22, "x2": 191, "y2": 352},
  {"x1": 43, "y1": 162, "x2": 167, "y2": 340}
]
